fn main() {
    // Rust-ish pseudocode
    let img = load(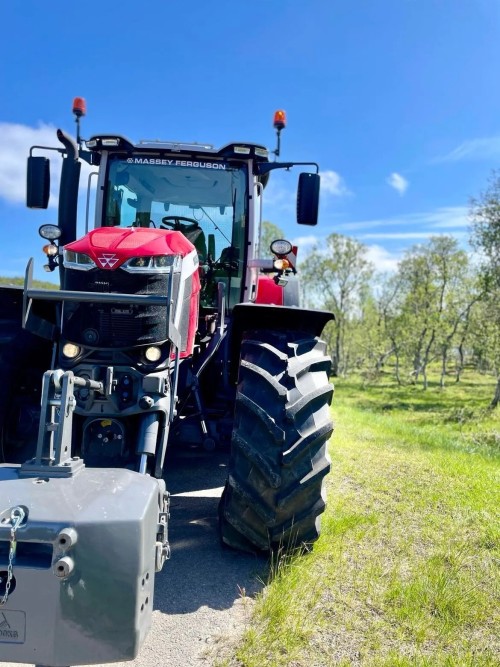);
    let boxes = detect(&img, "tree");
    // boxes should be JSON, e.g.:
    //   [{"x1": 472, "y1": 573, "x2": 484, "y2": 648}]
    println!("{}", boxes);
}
[
  {"x1": 388, "y1": 237, "x2": 471, "y2": 389},
  {"x1": 469, "y1": 289, "x2": 500, "y2": 407},
  {"x1": 300, "y1": 234, "x2": 374, "y2": 376},
  {"x1": 437, "y1": 271, "x2": 480, "y2": 388},
  {"x1": 470, "y1": 173, "x2": 500, "y2": 406},
  {"x1": 470, "y1": 171, "x2": 500, "y2": 287},
  {"x1": 376, "y1": 272, "x2": 407, "y2": 384},
  {"x1": 259, "y1": 221, "x2": 285, "y2": 258}
]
